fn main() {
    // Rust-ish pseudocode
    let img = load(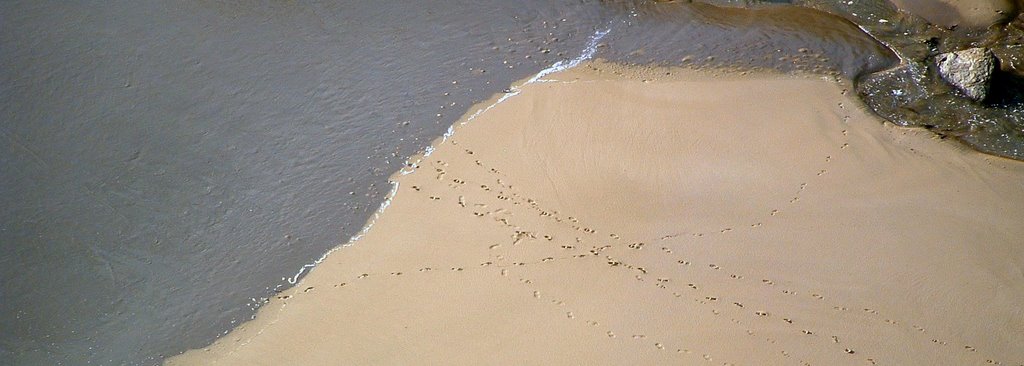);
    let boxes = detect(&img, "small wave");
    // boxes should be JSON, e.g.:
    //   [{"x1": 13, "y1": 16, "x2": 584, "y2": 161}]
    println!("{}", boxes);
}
[{"x1": 282, "y1": 26, "x2": 612, "y2": 286}]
